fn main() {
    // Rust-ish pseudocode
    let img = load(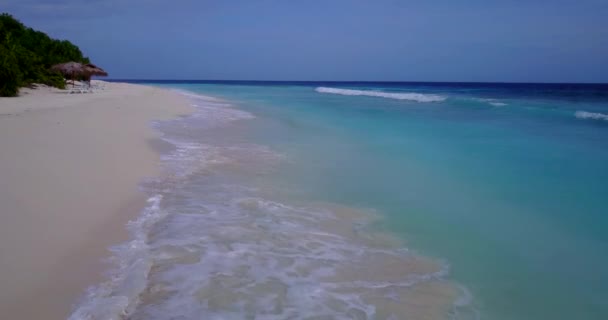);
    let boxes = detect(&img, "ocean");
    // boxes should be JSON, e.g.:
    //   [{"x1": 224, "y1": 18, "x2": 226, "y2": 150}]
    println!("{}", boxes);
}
[{"x1": 71, "y1": 81, "x2": 608, "y2": 320}]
